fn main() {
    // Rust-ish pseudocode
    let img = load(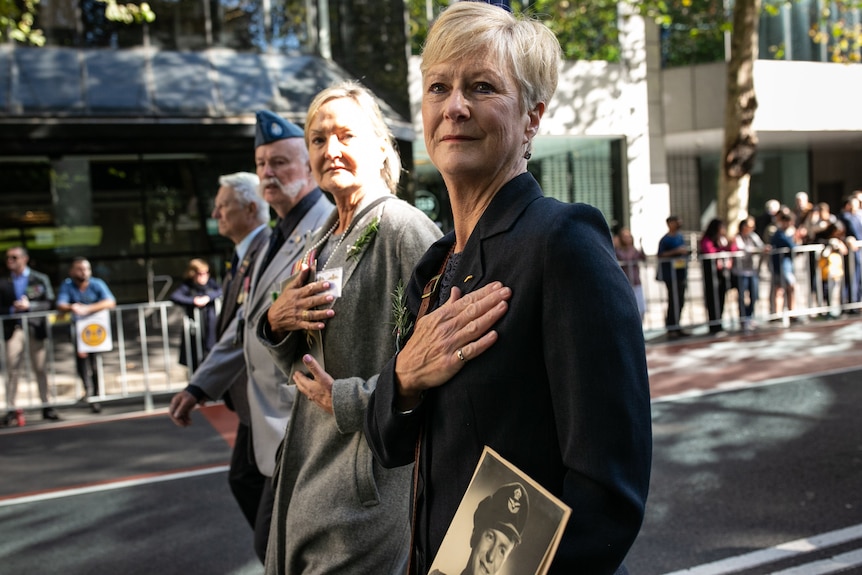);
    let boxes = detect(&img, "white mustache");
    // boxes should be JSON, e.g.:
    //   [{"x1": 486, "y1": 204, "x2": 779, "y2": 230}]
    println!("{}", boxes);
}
[{"x1": 260, "y1": 177, "x2": 304, "y2": 200}]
